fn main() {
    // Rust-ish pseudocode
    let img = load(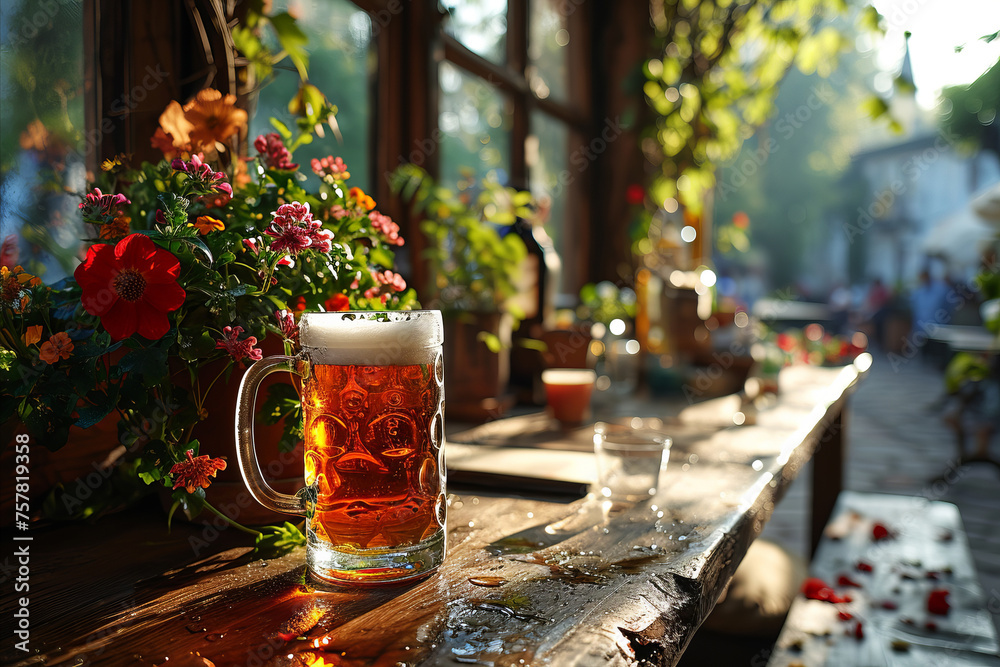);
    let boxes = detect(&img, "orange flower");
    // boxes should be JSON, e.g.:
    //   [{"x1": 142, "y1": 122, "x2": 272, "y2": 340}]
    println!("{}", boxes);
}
[
  {"x1": 39, "y1": 332, "x2": 73, "y2": 364},
  {"x1": 184, "y1": 89, "x2": 248, "y2": 150},
  {"x1": 19, "y1": 119, "x2": 50, "y2": 152},
  {"x1": 324, "y1": 293, "x2": 350, "y2": 311},
  {"x1": 1, "y1": 265, "x2": 41, "y2": 310},
  {"x1": 170, "y1": 449, "x2": 227, "y2": 493},
  {"x1": 22, "y1": 325, "x2": 42, "y2": 346},
  {"x1": 189, "y1": 215, "x2": 225, "y2": 235},
  {"x1": 100, "y1": 214, "x2": 131, "y2": 240},
  {"x1": 157, "y1": 101, "x2": 195, "y2": 153},
  {"x1": 349, "y1": 187, "x2": 376, "y2": 211},
  {"x1": 151, "y1": 127, "x2": 182, "y2": 159}
]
